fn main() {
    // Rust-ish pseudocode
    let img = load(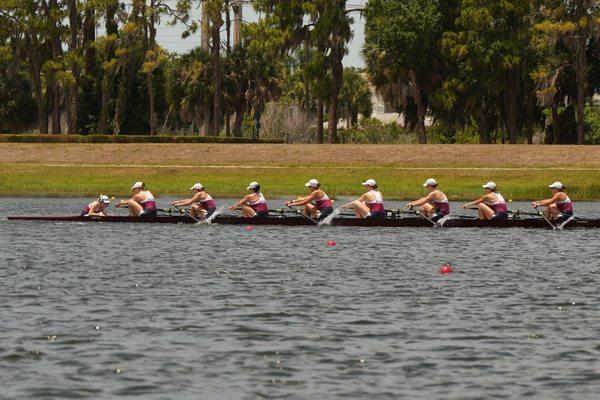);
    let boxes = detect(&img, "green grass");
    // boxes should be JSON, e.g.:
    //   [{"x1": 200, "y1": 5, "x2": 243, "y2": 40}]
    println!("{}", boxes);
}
[{"x1": 1, "y1": 164, "x2": 598, "y2": 200}]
